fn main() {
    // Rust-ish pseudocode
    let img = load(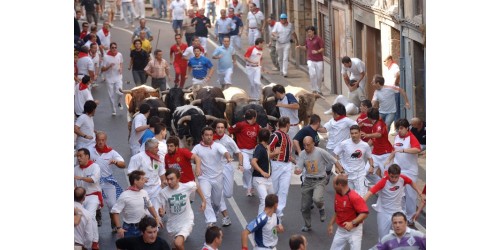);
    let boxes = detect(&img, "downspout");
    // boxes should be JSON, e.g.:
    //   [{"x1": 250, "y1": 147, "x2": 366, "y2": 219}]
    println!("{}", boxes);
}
[
  {"x1": 328, "y1": 0, "x2": 337, "y2": 94},
  {"x1": 399, "y1": 0, "x2": 406, "y2": 118}
]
